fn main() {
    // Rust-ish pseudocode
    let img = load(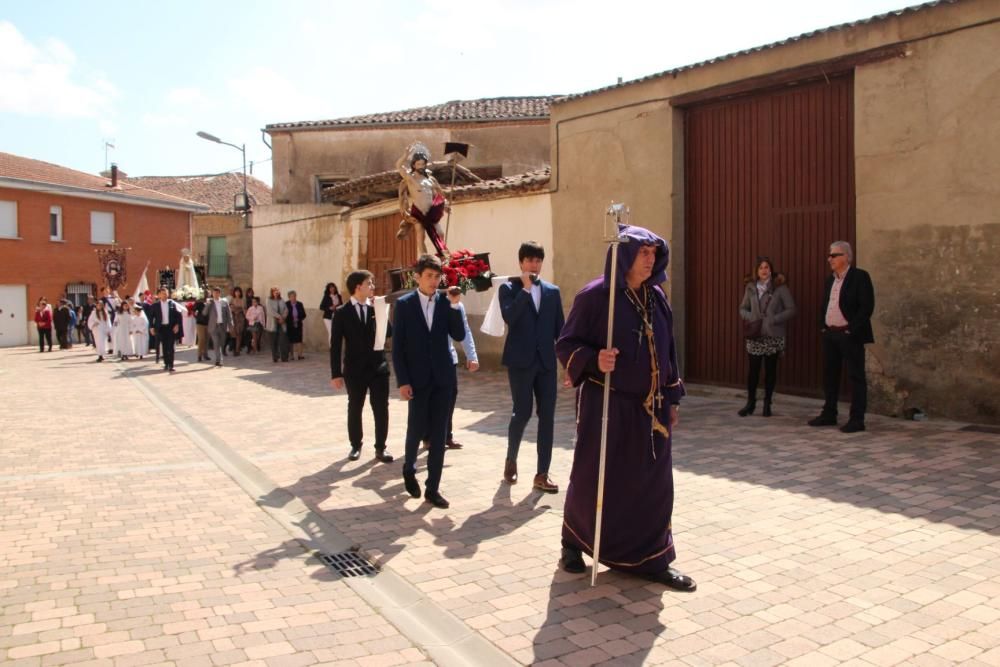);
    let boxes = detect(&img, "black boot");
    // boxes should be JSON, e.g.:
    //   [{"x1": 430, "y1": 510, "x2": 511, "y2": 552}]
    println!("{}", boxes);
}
[
  {"x1": 738, "y1": 396, "x2": 756, "y2": 417},
  {"x1": 762, "y1": 399, "x2": 772, "y2": 417}
]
